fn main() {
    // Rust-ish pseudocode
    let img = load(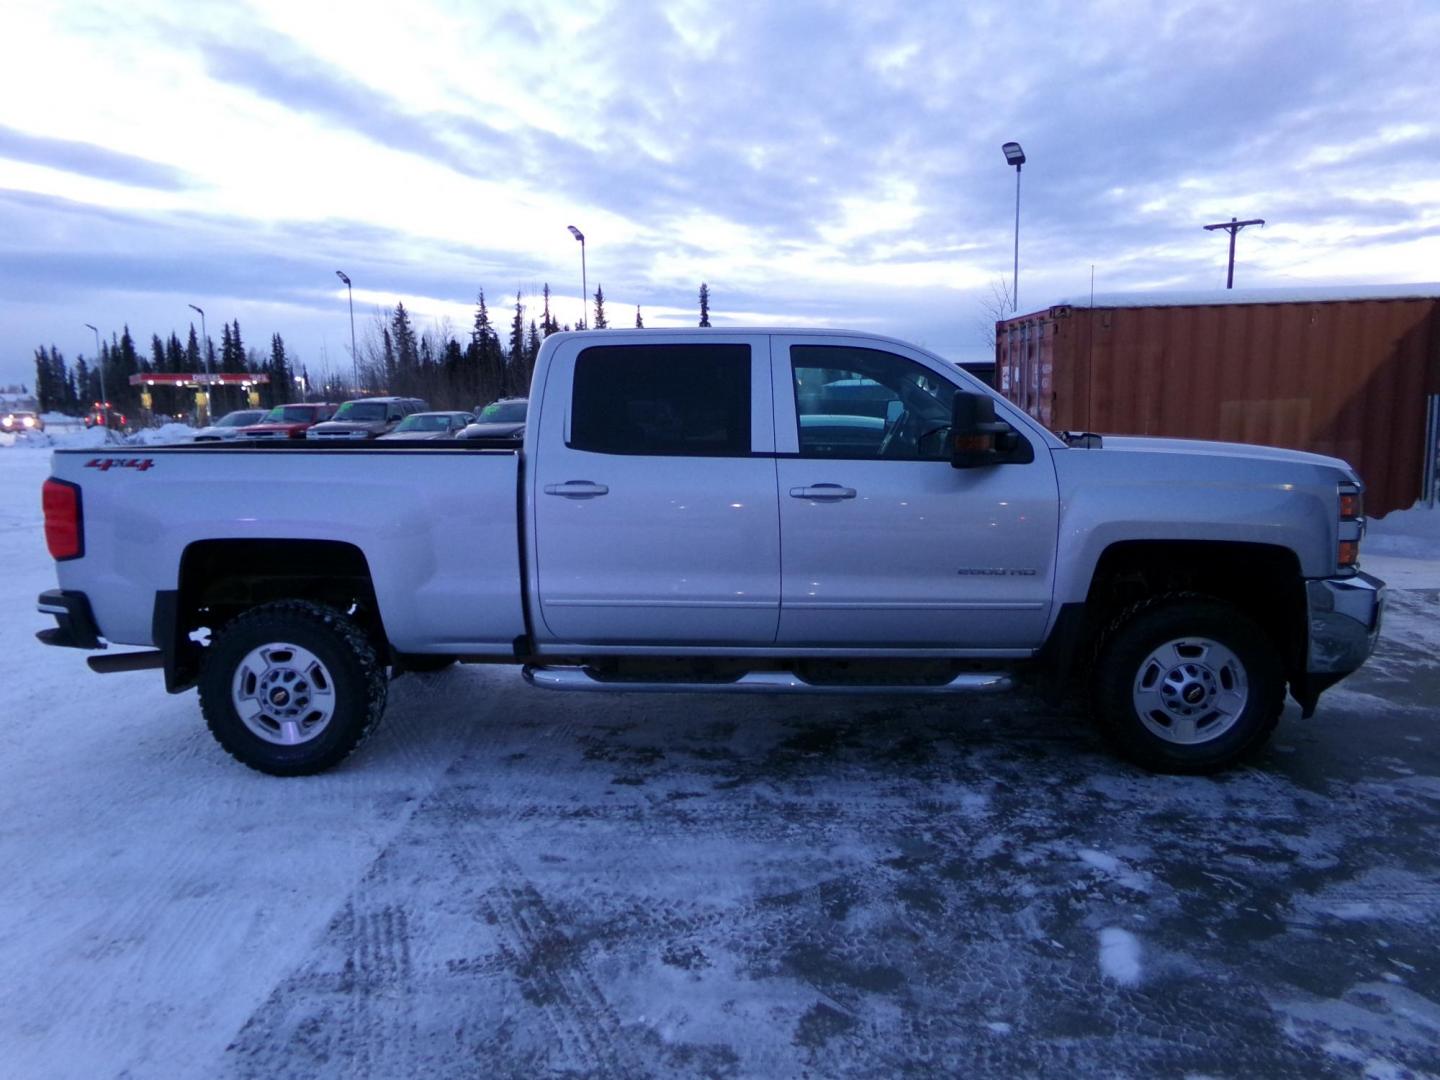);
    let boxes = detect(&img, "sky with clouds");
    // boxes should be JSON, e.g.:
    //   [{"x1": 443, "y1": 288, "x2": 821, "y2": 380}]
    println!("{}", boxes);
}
[{"x1": 2, "y1": 0, "x2": 1439, "y2": 391}]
